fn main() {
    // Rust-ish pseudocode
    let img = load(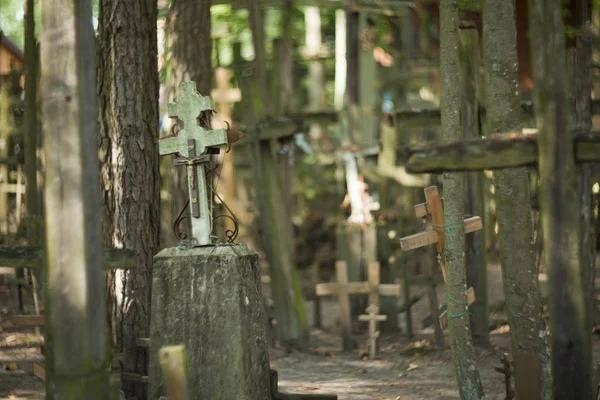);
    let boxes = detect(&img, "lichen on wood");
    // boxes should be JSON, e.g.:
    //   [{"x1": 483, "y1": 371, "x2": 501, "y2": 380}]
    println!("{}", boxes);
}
[
  {"x1": 483, "y1": 0, "x2": 551, "y2": 397},
  {"x1": 439, "y1": 0, "x2": 485, "y2": 398},
  {"x1": 528, "y1": 0, "x2": 593, "y2": 396}
]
